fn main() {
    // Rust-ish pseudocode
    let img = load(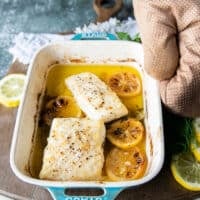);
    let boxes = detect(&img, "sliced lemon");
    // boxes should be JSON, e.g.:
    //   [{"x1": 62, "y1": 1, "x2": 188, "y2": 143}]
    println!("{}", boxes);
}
[
  {"x1": 190, "y1": 118, "x2": 200, "y2": 162},
  {"x1": 41, "y1": 95, "x2": 82, "y2": 126},
  {"x1": 107, "y1": 72, "x2": 141, "y2": 97},
  {"x1": 106, "y1": 118, "x2": 144, "y2": 149},
  {"x1": 106, "y1": 147, "x2": 147, "y2": 181},
  {"x1": 0, "y1": 73, "x2": 26, "y2": 107},
  {"x1": 171, "y1": 151, "x2": 200, "y2": 191},
  {"x1": 190, "y1": 136, "x2": 200, "y2": 162},
  {"x1": 193, "y1": 118, "x2": 200, "y2": 143}
]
